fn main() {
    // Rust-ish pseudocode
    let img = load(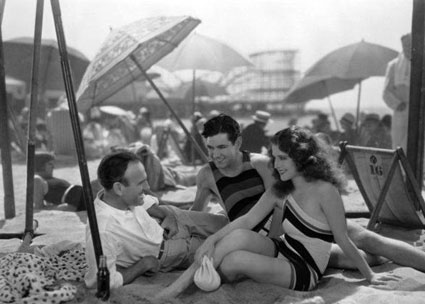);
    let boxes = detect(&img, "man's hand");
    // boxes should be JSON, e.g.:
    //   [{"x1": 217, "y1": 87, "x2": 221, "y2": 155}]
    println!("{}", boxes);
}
[
  {"x1": 161, "y1": 214, "x2": 179, "y2": 239},
  {"x1": 194, "y1": 236, "x2": 215, "y2": 264},
  {"x1": 118, "y1": 255, "x2": 160, "y2": 284},
  {"x1": 139, "y1": 255, "x2": 160, "y2": 277}
]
